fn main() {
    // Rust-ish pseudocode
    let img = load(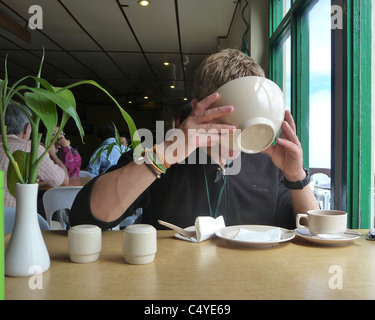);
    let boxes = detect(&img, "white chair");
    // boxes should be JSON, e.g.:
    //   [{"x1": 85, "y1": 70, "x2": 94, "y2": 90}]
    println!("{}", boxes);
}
[
  {"x1": 4, "y1": 207, "x2": 50, "y2": 234},
  {"x1": 43, "y1": 186, "x2": 82, "y2": 229},
  {"x1": 79, "y1": 170, "x2": 93, "y2": 178},
  {"x1": 310, "y1": 173, "x2": 331, "y2": 209}
]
